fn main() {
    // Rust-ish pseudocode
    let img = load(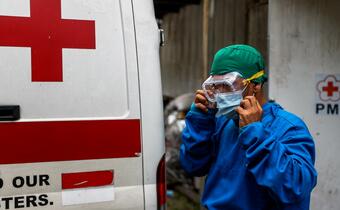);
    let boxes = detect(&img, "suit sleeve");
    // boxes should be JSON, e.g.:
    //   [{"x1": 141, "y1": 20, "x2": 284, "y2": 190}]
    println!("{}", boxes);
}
[
  {"x1": 238, "y1": 120, "x2": 317, "y2": 204},
  {"x1": 180, "y1": 104, "x2": 216, "y2": 177}
]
